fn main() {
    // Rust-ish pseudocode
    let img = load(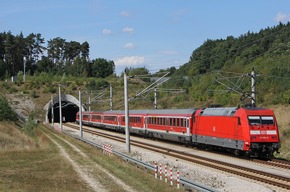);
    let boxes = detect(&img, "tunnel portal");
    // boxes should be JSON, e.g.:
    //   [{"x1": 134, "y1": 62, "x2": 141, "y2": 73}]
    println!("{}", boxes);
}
[{"x1": 44, "y1": 94, "x2": 86, "y2": 123}]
